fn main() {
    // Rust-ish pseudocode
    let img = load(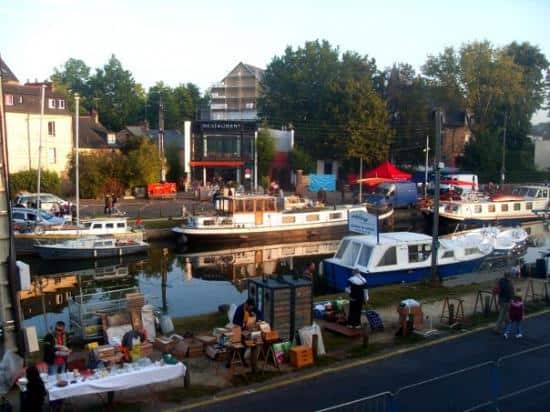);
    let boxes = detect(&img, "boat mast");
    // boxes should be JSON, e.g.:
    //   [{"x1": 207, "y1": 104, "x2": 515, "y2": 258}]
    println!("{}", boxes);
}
[
  {"x1": 75, "y1": 93, "x2": 80, "y2": 227},
  {"x1": 431, "y1": 109, "x2": 443, "y2": 284}
]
